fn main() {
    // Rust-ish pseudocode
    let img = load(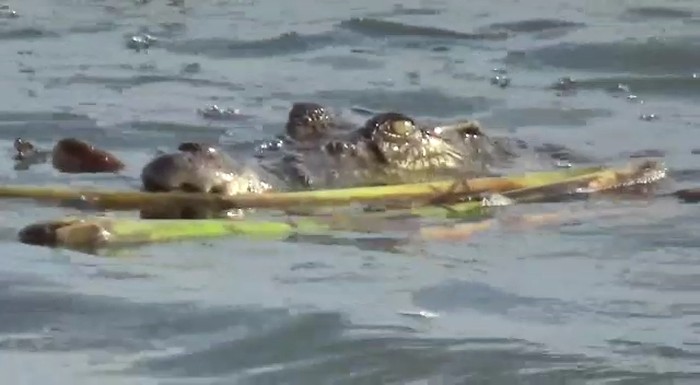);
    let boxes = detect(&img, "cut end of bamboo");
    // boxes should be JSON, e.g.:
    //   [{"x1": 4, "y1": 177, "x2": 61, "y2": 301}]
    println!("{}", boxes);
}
[
  {"x1": 674, "y1": 188, "x2": 700, "y2": 203},
  {"x1": 18, "y1": 218, "x2": 81, "y2": 247},
  {"x1": 18, "y1": 218, "x2": 110, "y2": 250}
]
